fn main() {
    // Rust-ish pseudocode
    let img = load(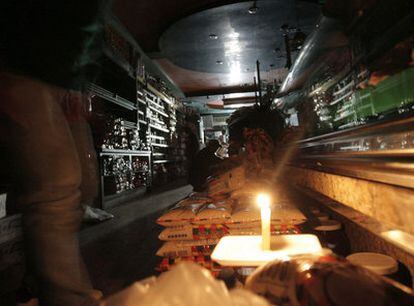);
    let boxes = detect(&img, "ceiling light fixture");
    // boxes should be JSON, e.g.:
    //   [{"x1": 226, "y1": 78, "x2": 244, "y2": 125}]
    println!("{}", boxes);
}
[
  {"x1": 216, "y1": 60, "x2": 223, "y2": 65},
  {"x1": 248, "y1": 1, "x2": 259, "y2": 14},
  {"x1": 209, "y1": 34, "x2": 218, "y2": 40}
]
